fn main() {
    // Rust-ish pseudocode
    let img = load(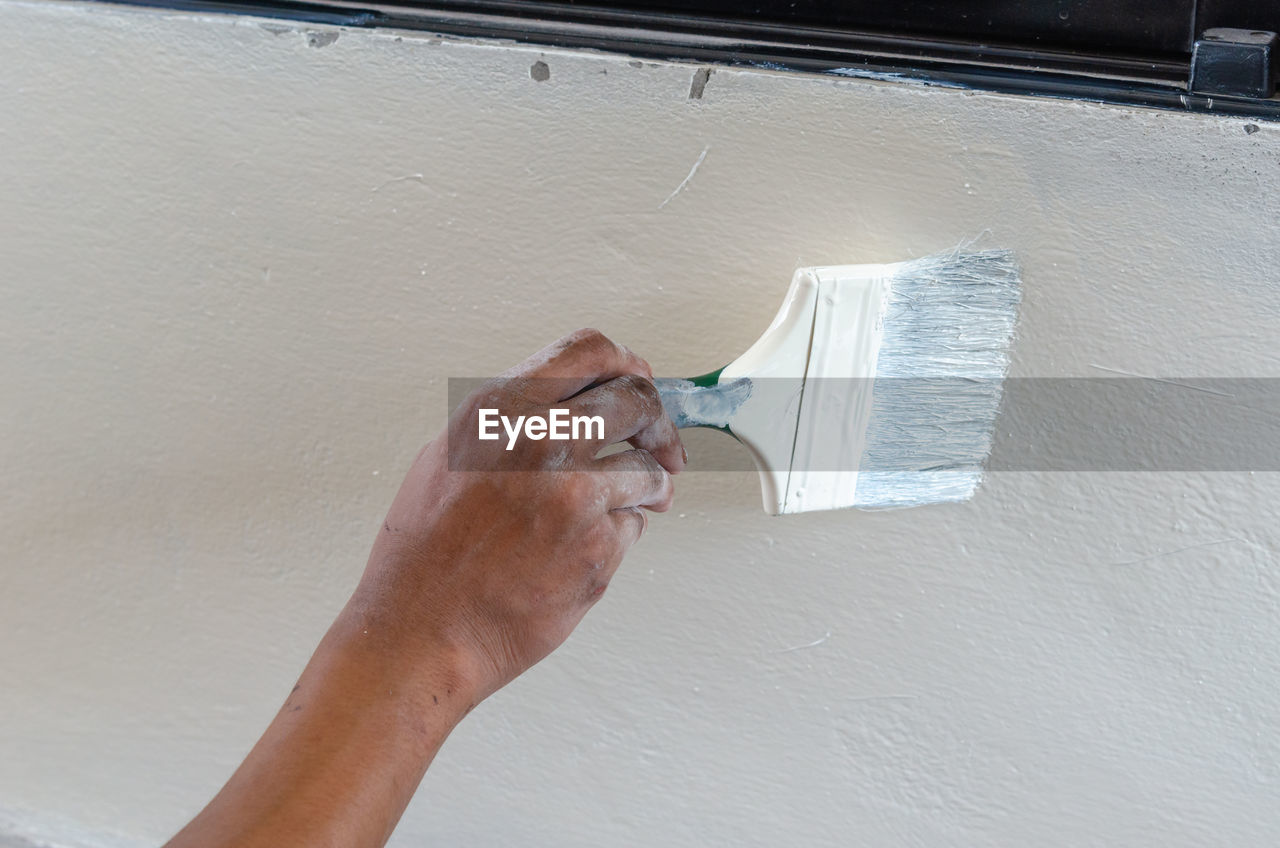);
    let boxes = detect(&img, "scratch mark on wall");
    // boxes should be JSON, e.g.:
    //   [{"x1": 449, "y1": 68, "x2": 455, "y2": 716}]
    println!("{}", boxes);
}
[
  {"x1": 658, "y1": 146, "x2": 709, "y2": 209},
  {"x1": 370, "y1": 173, "x2": 433, "y2": 194},
  {"x1": 777, "y1": 630, "x2": 831, "y2": 653},
  {"x1": 1088, "y1": 364, "x2": 1236, "y2": 398},
  {"x1": 1110, "y1": 537, "x2": 1246, "y2": 567},
  {"x1": 688, "y1": 67, "x2": 713, "y2": 100}
]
